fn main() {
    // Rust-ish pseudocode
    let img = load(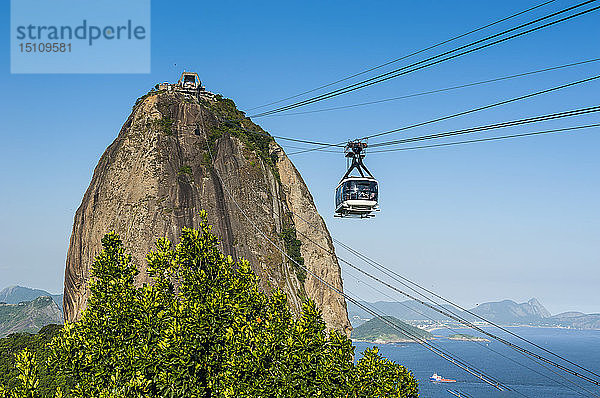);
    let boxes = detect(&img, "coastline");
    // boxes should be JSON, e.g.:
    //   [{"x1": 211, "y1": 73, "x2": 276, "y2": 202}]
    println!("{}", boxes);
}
[
  {"x1": 351, "y1": 338, "x2": 433, "y2": 344},
  {"x1": 427, "y1": 324, "x2": 595, "y2": 333}
]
